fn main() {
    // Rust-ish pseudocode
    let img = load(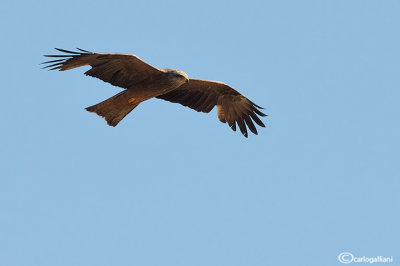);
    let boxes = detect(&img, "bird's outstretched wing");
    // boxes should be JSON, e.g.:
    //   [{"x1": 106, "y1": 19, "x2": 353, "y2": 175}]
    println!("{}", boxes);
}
[
  {"x1": 42, "y1": 48, "x2": 161, "y2": 89},
  {"x1": 156, "y1": 79, "x2": 266, "y2": 137}
]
